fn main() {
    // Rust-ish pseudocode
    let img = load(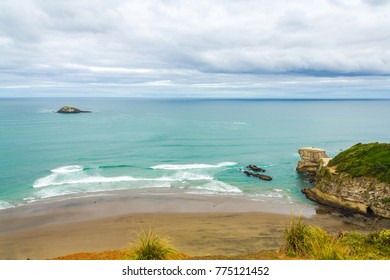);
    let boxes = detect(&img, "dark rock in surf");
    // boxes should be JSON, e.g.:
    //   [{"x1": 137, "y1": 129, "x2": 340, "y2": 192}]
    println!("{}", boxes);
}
[
  {"x1": 243, "y1": 170, "x2": 272, "y2": 181},
  {"x1": 246, "y1": 164, "x2": 266, "y2": 172}
]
